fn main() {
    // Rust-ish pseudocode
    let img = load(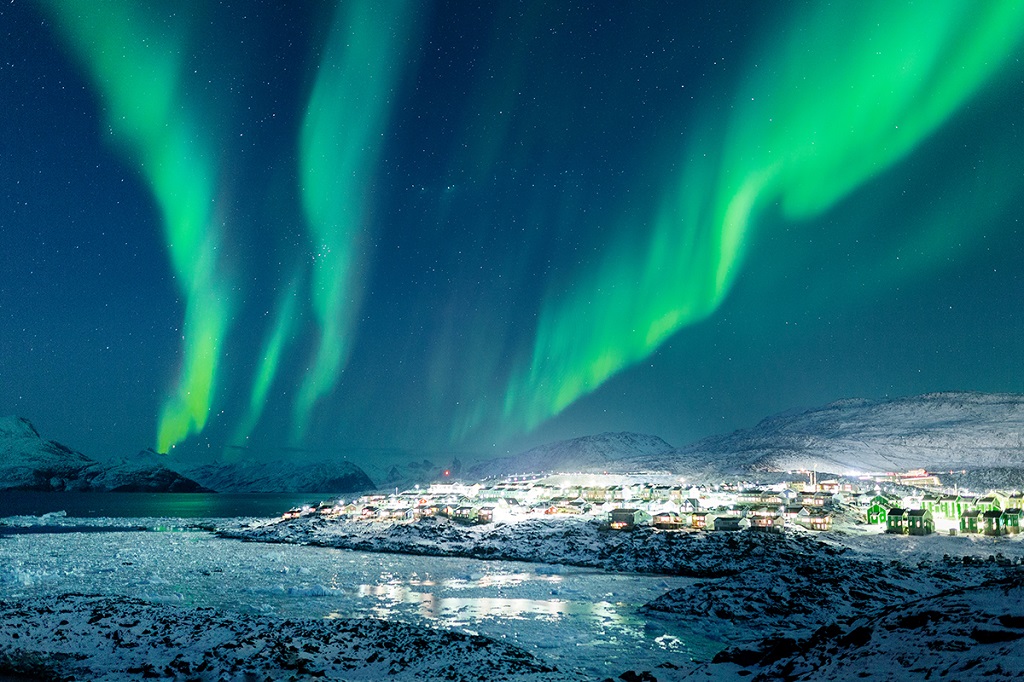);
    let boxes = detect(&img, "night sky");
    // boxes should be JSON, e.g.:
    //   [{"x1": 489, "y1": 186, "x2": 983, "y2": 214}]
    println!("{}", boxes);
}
[{"x1": 3, "y1": 1, "x2": 1024, "y2": 465}]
